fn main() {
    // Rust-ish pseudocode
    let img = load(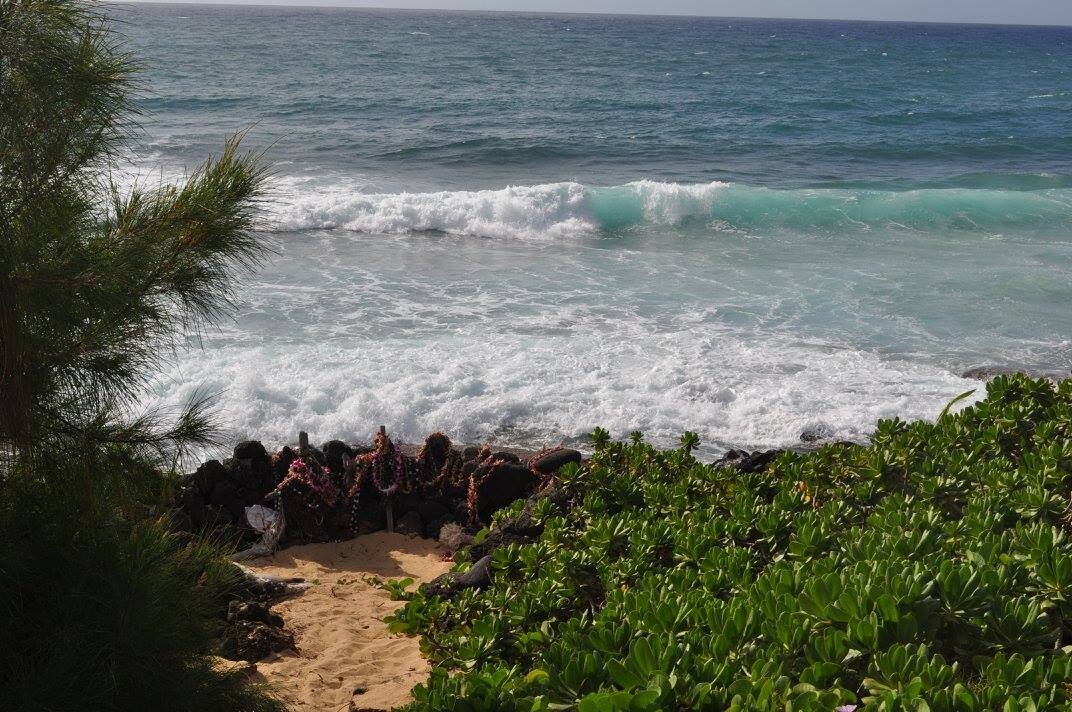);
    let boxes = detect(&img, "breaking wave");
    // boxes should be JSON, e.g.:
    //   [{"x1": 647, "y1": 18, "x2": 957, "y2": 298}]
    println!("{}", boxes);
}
[{"x1": 269, "y1": 179, "x2": 1072, "y2": 239}]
